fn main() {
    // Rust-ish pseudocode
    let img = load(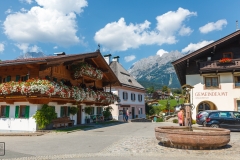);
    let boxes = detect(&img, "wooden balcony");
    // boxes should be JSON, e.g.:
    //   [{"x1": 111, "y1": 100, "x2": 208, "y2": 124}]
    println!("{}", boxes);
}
[{"x1": 199, "y1": 59, "x2": 240, "y2": 73}]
